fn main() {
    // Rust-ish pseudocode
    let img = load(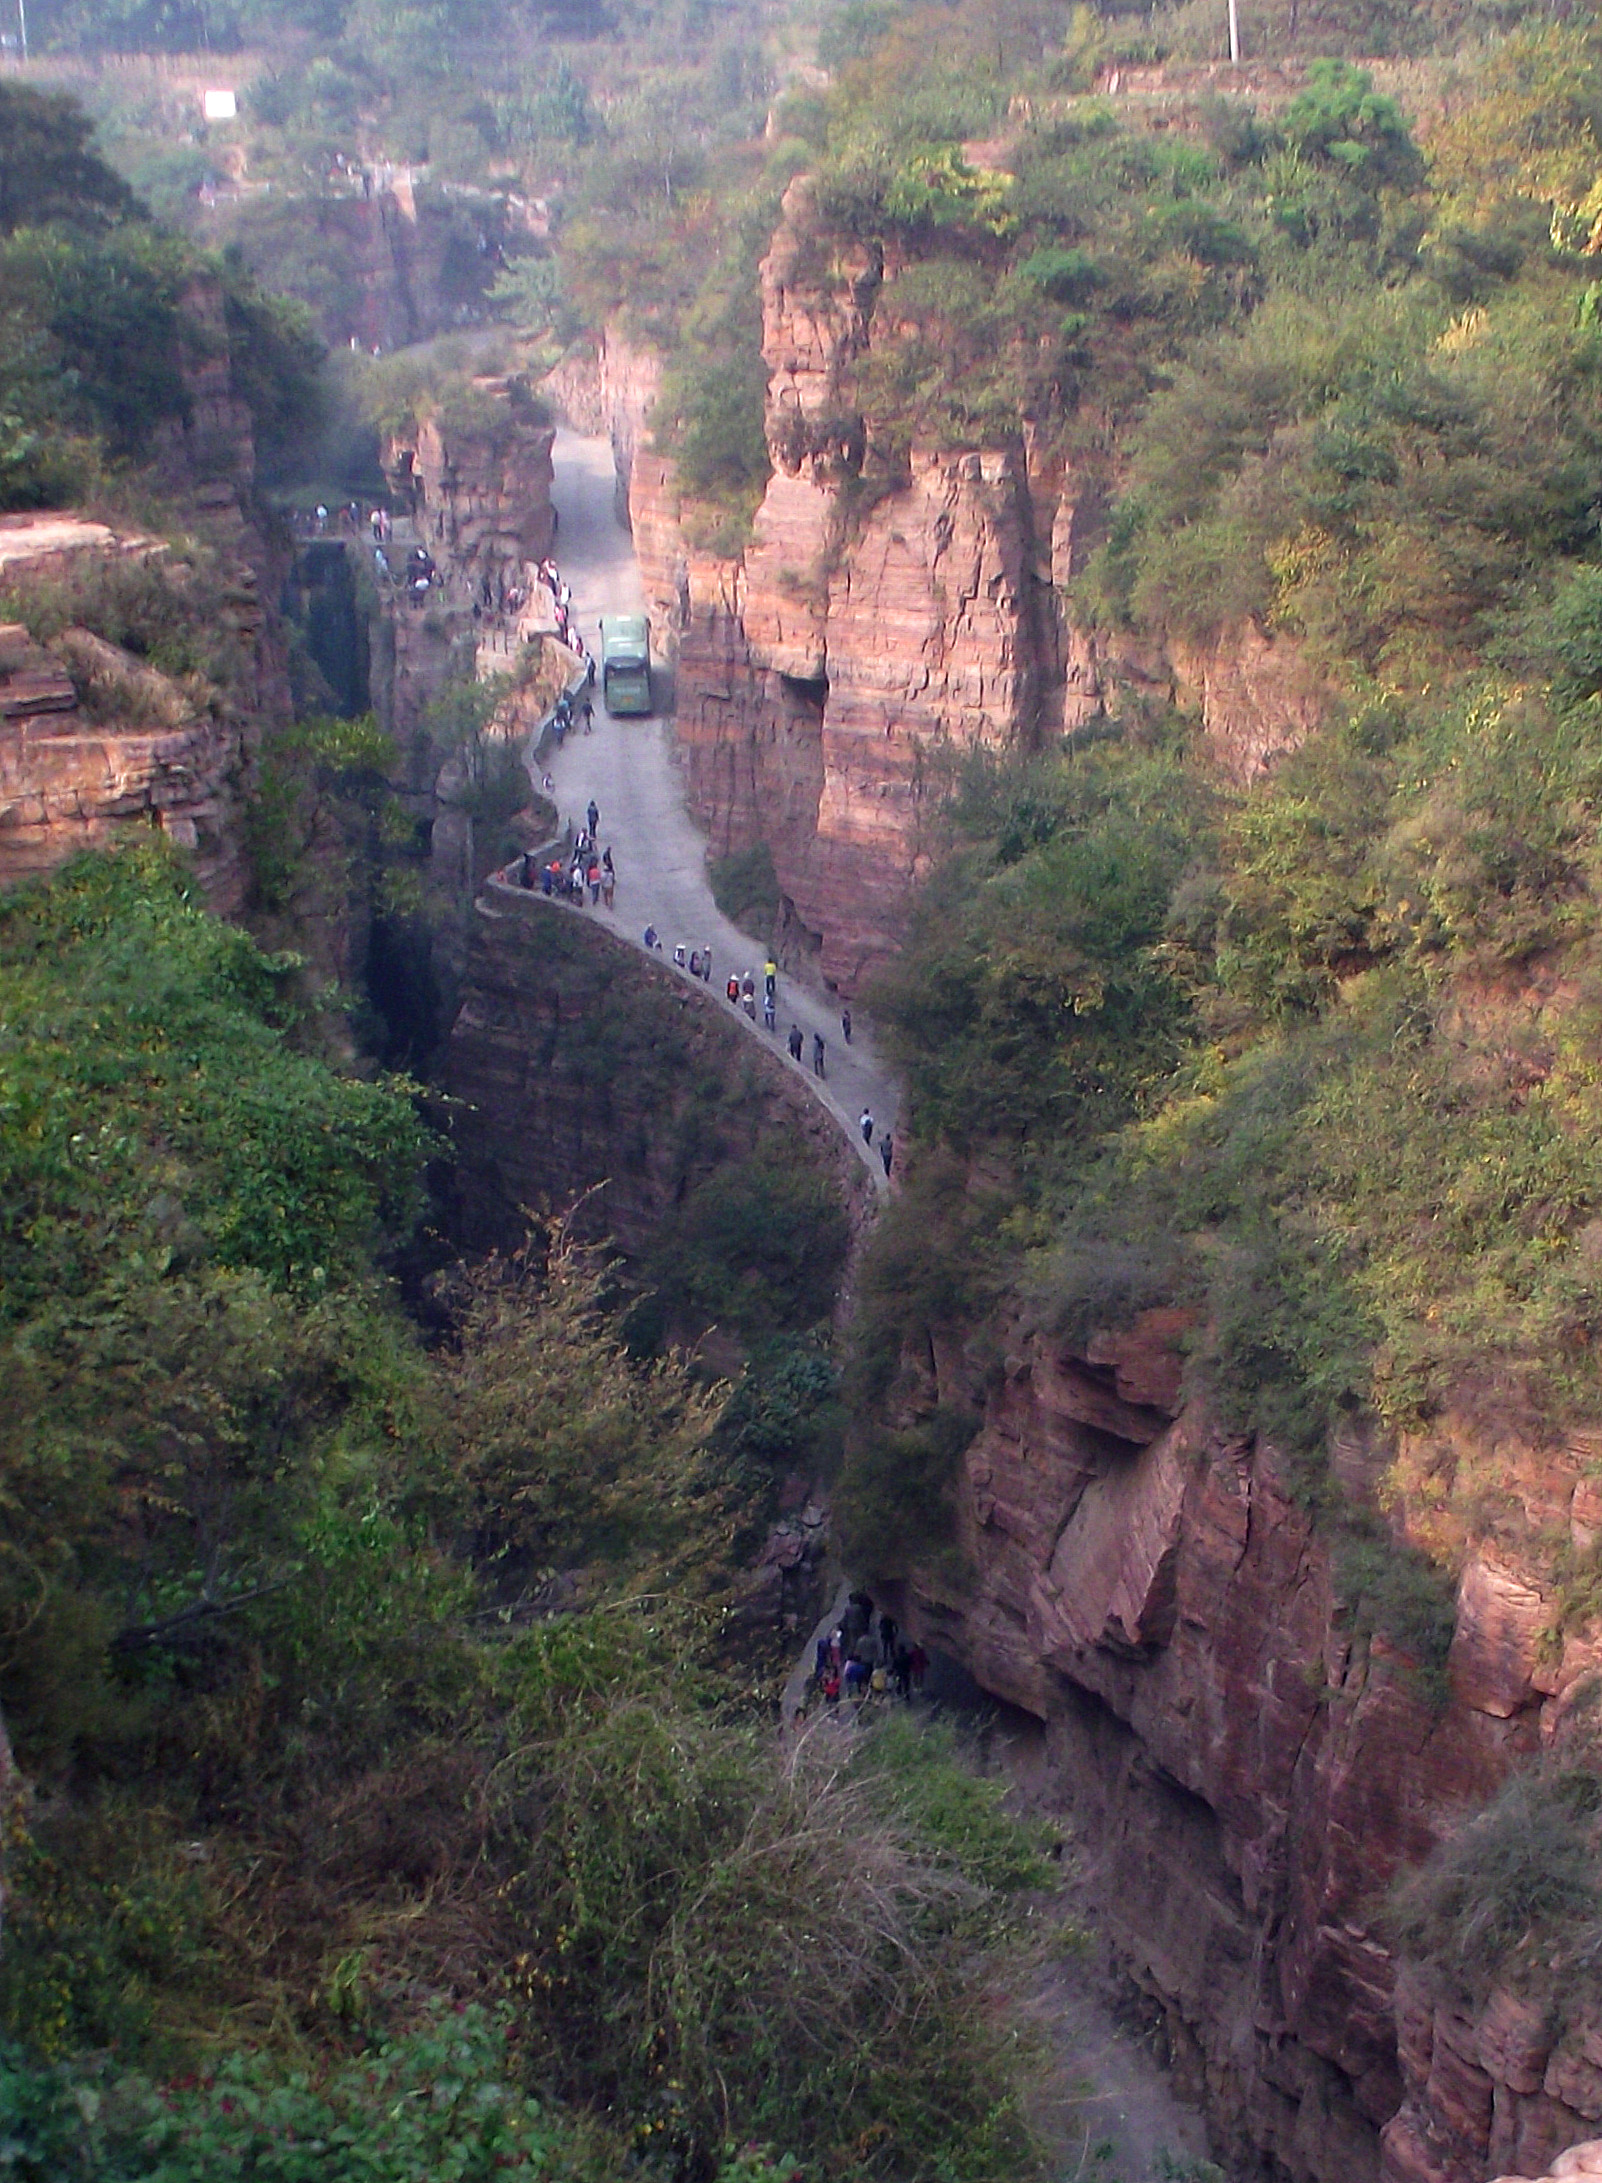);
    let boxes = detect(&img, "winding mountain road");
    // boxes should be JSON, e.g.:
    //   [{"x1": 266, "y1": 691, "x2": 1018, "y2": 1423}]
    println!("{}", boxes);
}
[{"x1": 538, "y1": 428, "x2": 901, "y2": 1170}]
